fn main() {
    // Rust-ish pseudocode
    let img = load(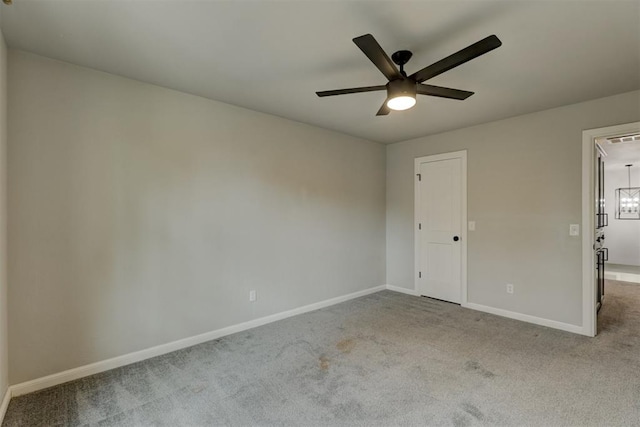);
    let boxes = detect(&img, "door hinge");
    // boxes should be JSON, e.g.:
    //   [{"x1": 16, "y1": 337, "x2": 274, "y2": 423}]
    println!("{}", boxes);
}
[
  {"x1": 416, "y1": 173, "x2": 421, "y2": 181},
  {"x1": 418, "y1": 223, "x2": 421, "y2": 230},
  {"x1": 418, "y1": 271, "x2": 422, "y2": 278}
]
